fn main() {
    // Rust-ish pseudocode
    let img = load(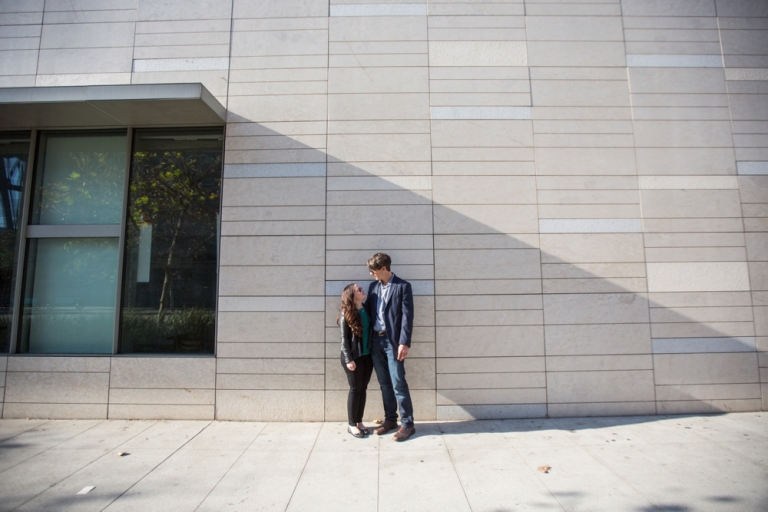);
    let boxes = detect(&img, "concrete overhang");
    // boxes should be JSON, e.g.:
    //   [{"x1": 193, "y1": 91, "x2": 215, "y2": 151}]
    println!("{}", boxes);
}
[{"x1": 0, "y1": 83, "x2": 226, "y2": 130}]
